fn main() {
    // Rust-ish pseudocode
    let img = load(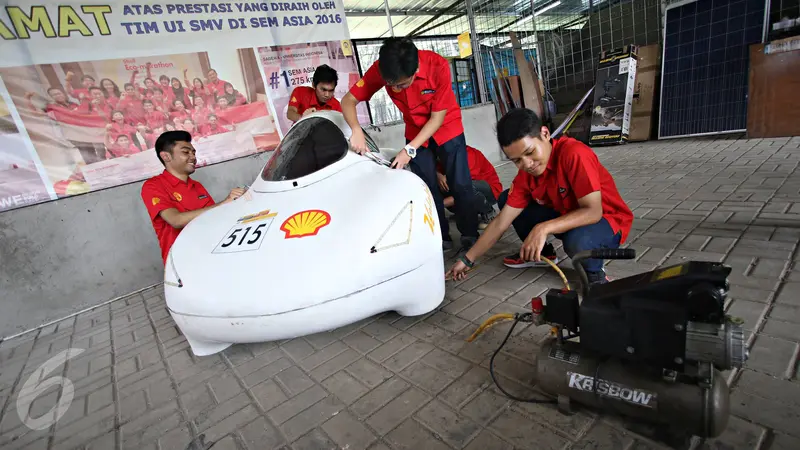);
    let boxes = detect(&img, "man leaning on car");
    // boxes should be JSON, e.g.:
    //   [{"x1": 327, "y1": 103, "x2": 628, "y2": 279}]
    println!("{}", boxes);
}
[{"x1": 141, "y1": 130, "x2": 245, "y2": 264}]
